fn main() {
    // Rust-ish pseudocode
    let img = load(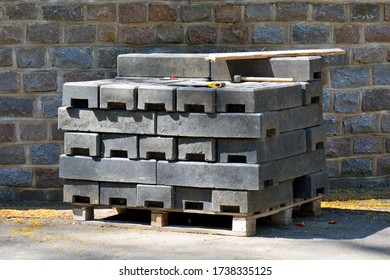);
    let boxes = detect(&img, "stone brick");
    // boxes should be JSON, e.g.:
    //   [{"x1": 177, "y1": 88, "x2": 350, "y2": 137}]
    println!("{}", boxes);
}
[
  {"x1": 0, "y1": 71, "x2": 19, "y2": 92},
  {"x1": 27, "y1": 23, "x2": 60, "y2": 44},
  {"x1": 386, "y1": 5, "x2": 390, "y2": 21},
  {"x1": 324, "y1": 53, "x2": 349, "y2": 66},
  {"x1": 325, "y1": 138, "x2": 351, "y2": 158},
  {"x1": 119, "y1": 3, "x2": 146, "y2": 23},
  {"x1": 387, "y1": 139, "x2": 390, "y2": 153},
  {"x1": 253, "y1": 25, "x2": 284, "y2": 44},
  {"x1": 16, "y1": 48, "x2": 45, "y2": 68},
  {"x1": 343, "y1": 115, "x2": 379, "y2": 134},
  {"x1": 292, "y1": 24, "x2": 330, "y2": 44},
  {"x1": 341, "y1": 159, "x2": 372, "y2": 177},
  {"x1": 365, "y1": 25, "x2": 390, "y2": 42},
  {"x1": 333, "y1": 91, "x2": 360, "y2": 113},
  {"x1": 322, "y1": 90, "x2": 331, "y2": 112},
  {"x1": 326, "y1": 161, "x2": 339, "y2": 178},
  {"x1": 221, "y1": 25, "x2": 248, "y2": 44},
  {"x1": 157, "y1": 23, "x2": 184, "y2": 43},
  {"x1": 0, "y1": 48, "x2": 12, "y2": 67},
  {"x1": 353, "y1": 136, "x2": 382, "y2": 154},
  {"x1": 0, "y1": 169, "x2": 32, "y2": 186},
  {"x1": 335, "y1": 24, "x2": 360, "y2": 44},
  {"x1": 215, "y1": 5, "x2": 241, "y2": 23},
  {"x1": 20, "y1": 122, "x2": 46, "y2": 141},
  {"x1": 52, "y1": 47, "x2": 93, "y2": 68},
  {"x1": 377, "y1": 157, "x2": 390, "y2": 176},
  {"x1": 31, "y1": 144, "x2": 60, "y2": 165},
  {"x1": 330, "y1": 67, "x2": 369, "y2": 88},
  {"x1": 87, "y1": 4, "x2": 116, "y2": 22},
  {"x1": 382, "y1": 114, "x2": 390, "y2": 133},
  {"x1": 65, "y1": 25, "x2": 95, "y2": 44},
  {"x1": 62, "y1": 72, "x2": 105, "y2": 83},
  {"x1": 0, "y1": 98, "x2": 33, "y2": 117},
  {"x1": 373, "y1": 66, "x2": 390, "y2": 85},
  {"x1": 122, "y1": 27, "x2": 155, "y2": 45},
  {"x1": 245, "y1": 4, "x2": 273, "y2": 21},
  {"x1": 276, "y1": 2, "x2": 308, "y2": 21},
  {"x1": 24, "y1": 71, "x2": 57, "y2": 92},
  {"x1": 97, "y1": 47, "x2": 133, "y2": 68},
  {"x1": 35, "y1": 168, "x2": 63, "y2": 189},
  {"x1": 42, "y1": 5, "x2": 83, "y2": 21},
  {"x1": 0, "y1": 24, "x2": 23, "y2": 44},
  {"x1": 51, "y1": 123, "x2": 64, "y2": 141},
  {"x1": 362, "y1": 88, "x2": 390, "y2": 111},
  {"x1": 150, "y1": 4, "x2": 177, "y2": 21},
  {"x1": 6, "y1": 3, "x2": 37, "y2": 20},
  {"x1": 312, "y1": 4, "x2": 346, "y2": 22},
  {"x1": 0, "y1": 145, "x2": 26, "y2": 164},
  {"x1": 41, "y1": 95, "x2": 62, "y2": 118},
  {"x1": 98, "y1": 25, "x2": 117, "y2": 43},
  {"x1": 0, "y1": 123, "x2": 15, "y2": 142},
  {"x1": 187, "y1": 25, "x2": 217, "y2": 44},
  {"x1": 353, "y1": 47, "x2": 385, "y2": 64},
  {"x1": 351, "y1": 4, "x2": 380, "y2": 22},
  {"x1": 180, "y1": 5, "x2": 211, "y2": 22},
  {"x1": 323, "y1": 117, "x2": 339, "y2": 136}
]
